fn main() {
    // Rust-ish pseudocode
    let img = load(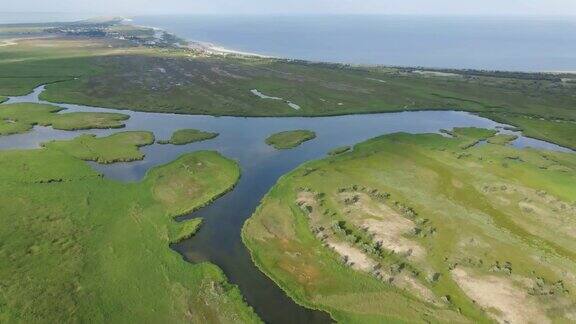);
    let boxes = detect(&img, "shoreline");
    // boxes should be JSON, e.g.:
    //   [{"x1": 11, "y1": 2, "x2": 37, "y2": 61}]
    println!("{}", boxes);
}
[
  {"x1": 124, "y1": 18, "x2": 272, "y2": 58},
  {"x1": 126, "y1": 19, "x2": 576, "y2": 74},
  {"x1": 200, "y1": 42, "x2": 272, "y2": 58}
]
